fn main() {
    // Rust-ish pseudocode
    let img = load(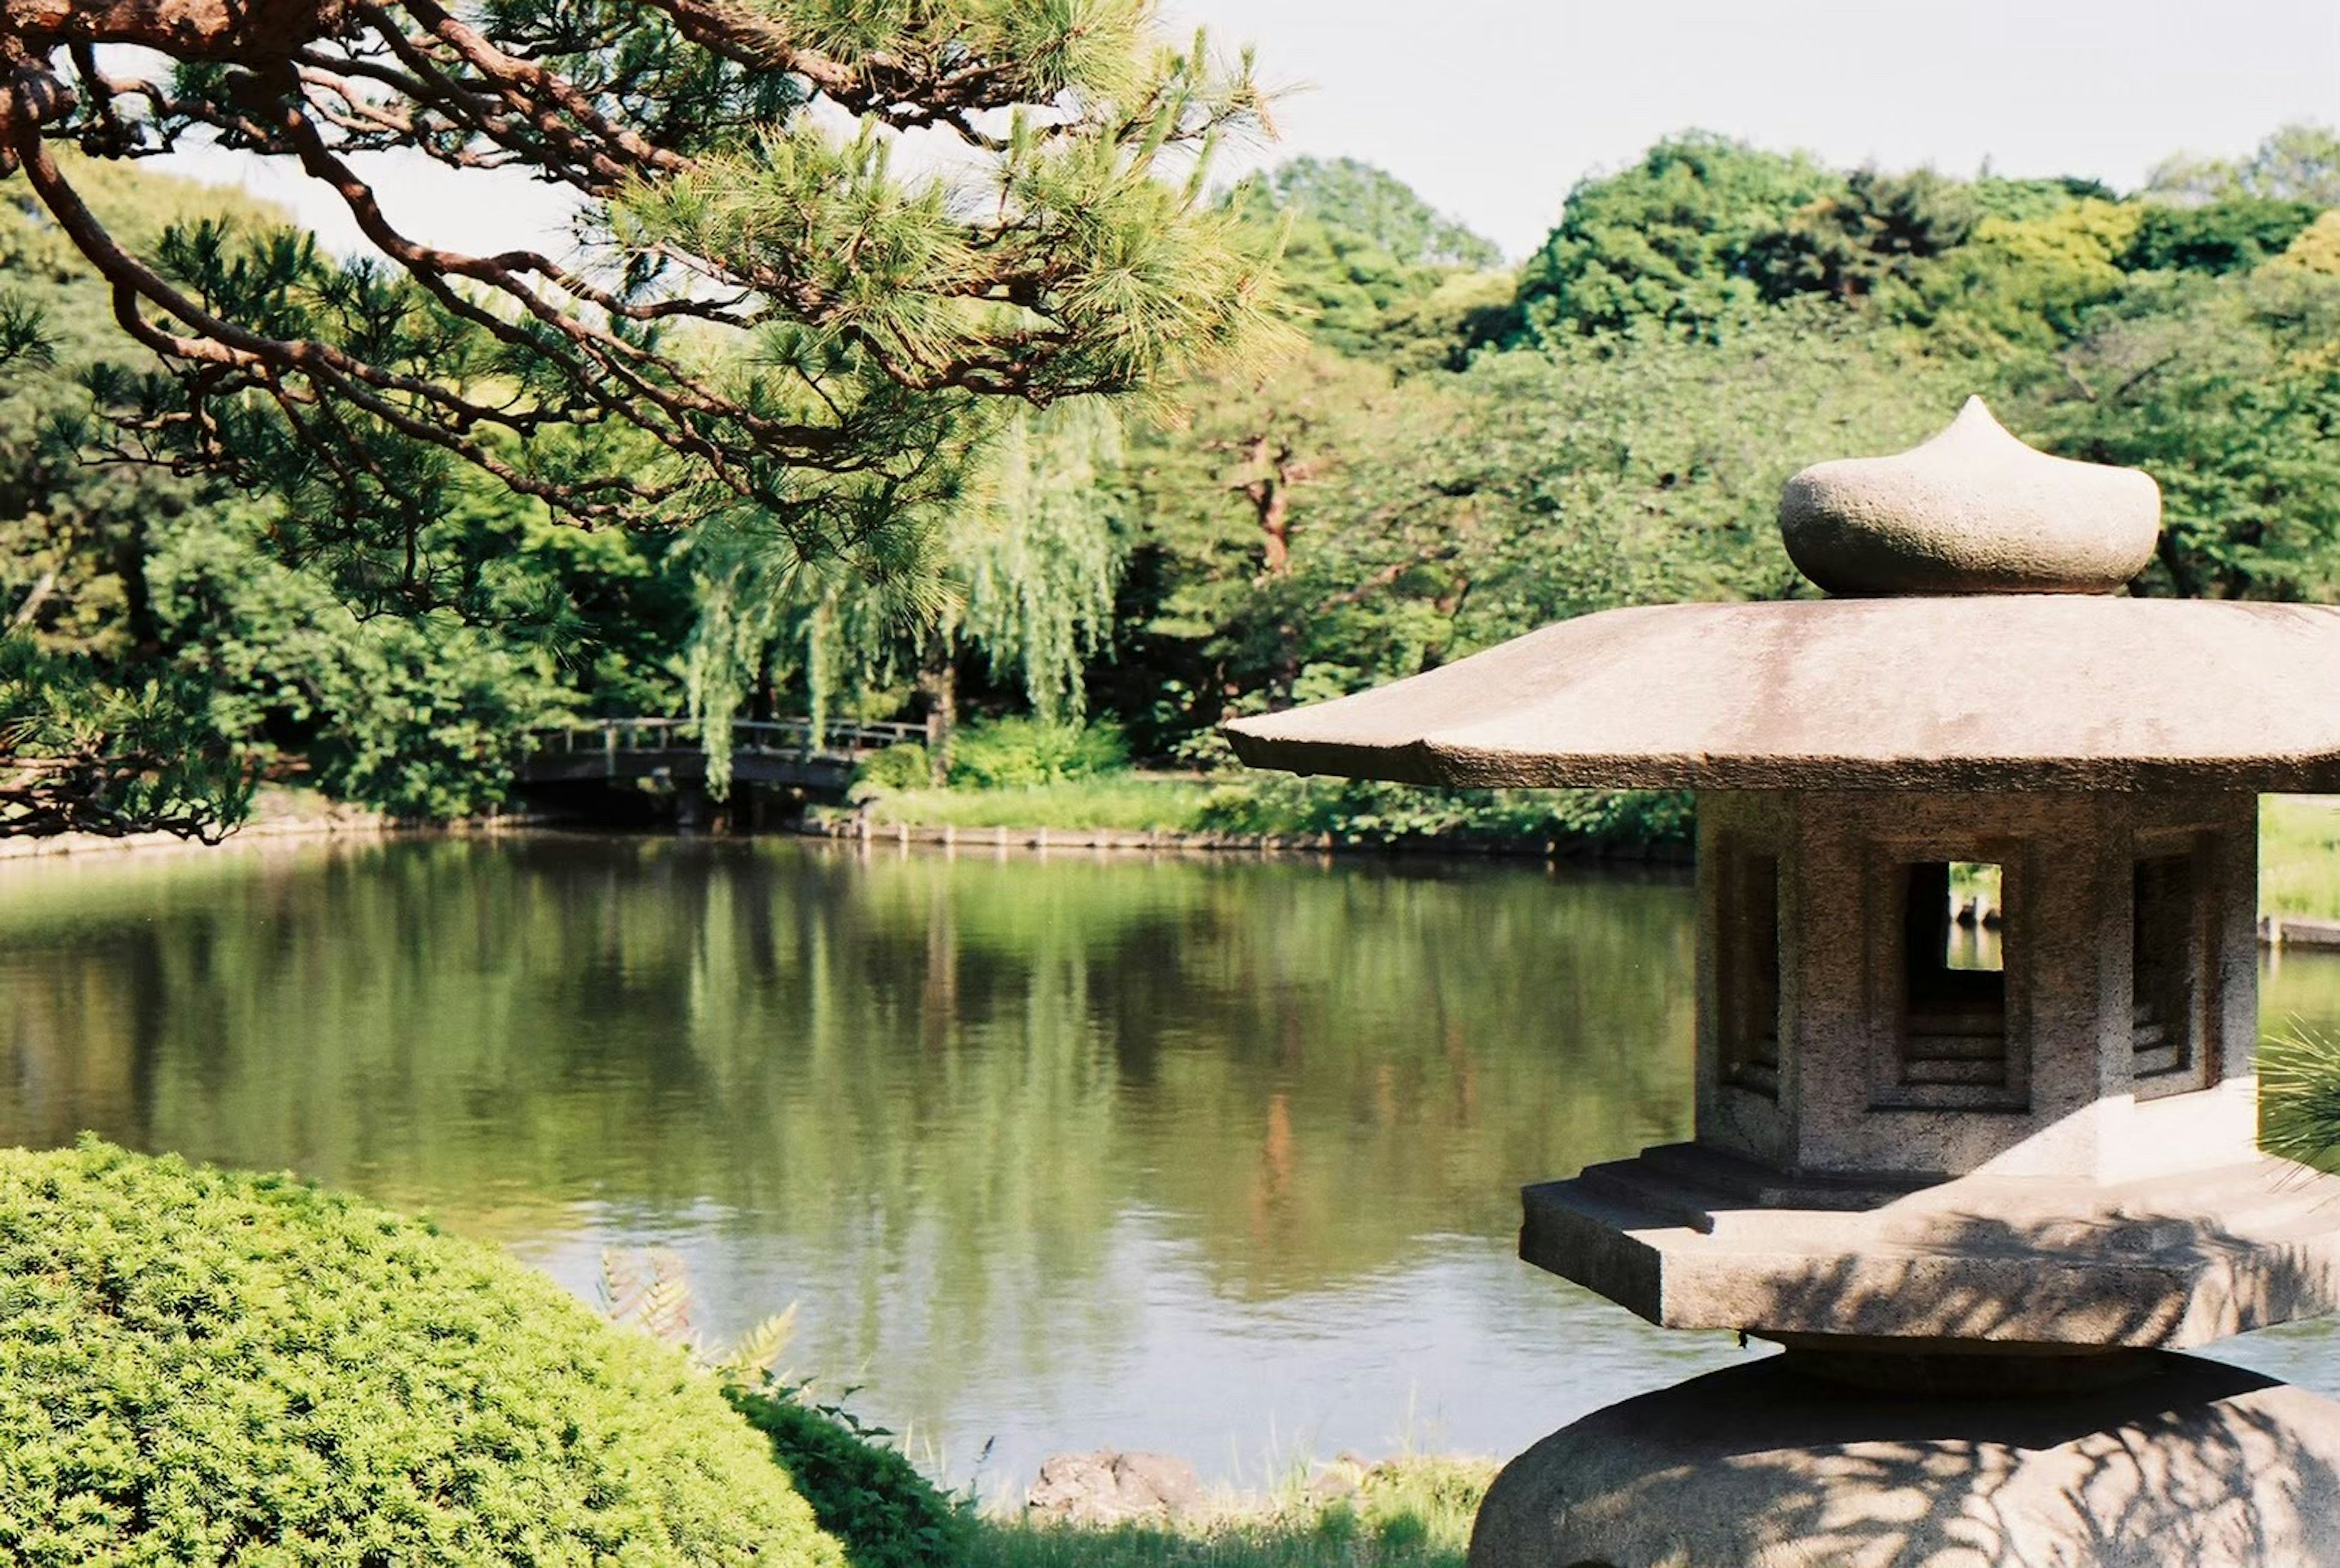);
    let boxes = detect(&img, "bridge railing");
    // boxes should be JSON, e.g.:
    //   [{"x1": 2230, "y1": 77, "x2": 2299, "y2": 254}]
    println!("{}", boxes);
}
[{"x1": 522, "y1": 717, "x2": 927, "y2": 762}]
